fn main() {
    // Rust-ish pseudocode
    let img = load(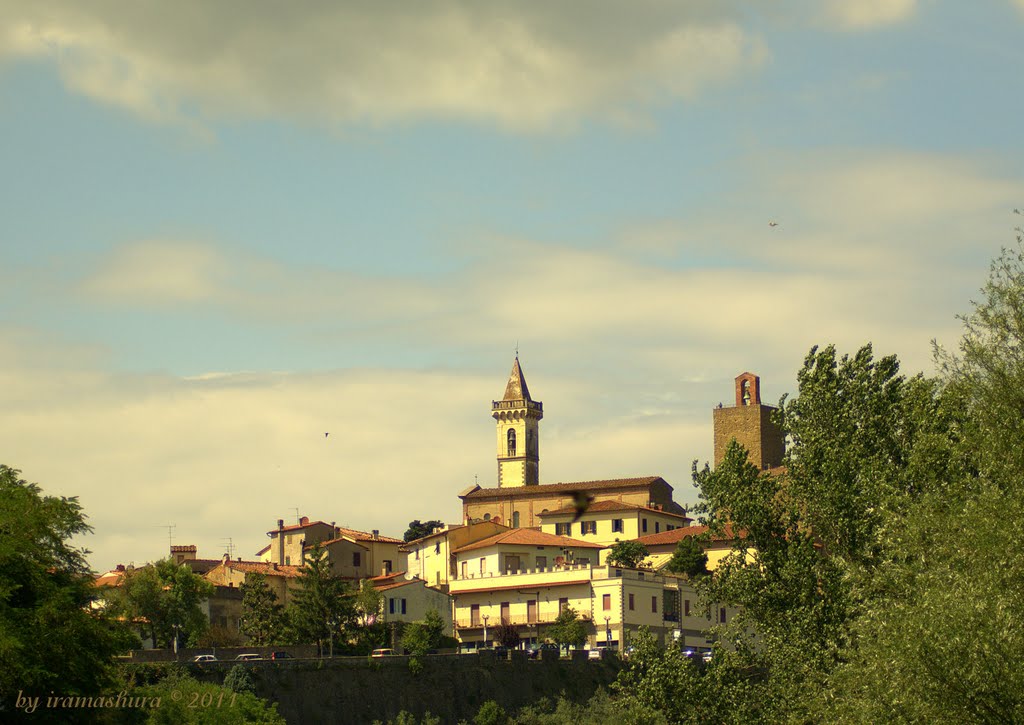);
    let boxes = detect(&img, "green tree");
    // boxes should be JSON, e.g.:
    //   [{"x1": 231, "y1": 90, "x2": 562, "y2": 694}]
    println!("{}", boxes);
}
[
  {"x1": 403, "y1": 519, "x2": 445, "y2": 543},
  {"x1": 400, "y1": 608, "x2": 445, "y2": 655},
  {"x1": 663, "y1": 535, "x2": 709, "y2": 578},
  {"x1": 494, "y1": 619, "x2": 521, "y2": 649},
  {"x1": 0, "y1": 466, "x2": 132, "y2": 721},
  {"x1": 110, "y1": 558, "x2": 214, "y2": 649},
  {"x1": 238, "y1": 572, "x2": 284, "y2": 645},
  {"x1": 547, "y1": 607, "x2": 587, "y2": 652},
  {"x1": 355, "y1": 578, "x2": 383, "y2": 625},
  {"x1": 605, "y1": 541, "x2": 649, "y2": 568},
  {"x1": 129, "y1": 670, "x2": 285, "y2": 724},
  {"x1": 285, "y1": 545, "x2": 354, "y2": 654}
]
